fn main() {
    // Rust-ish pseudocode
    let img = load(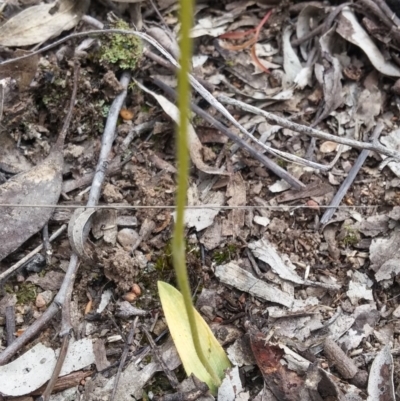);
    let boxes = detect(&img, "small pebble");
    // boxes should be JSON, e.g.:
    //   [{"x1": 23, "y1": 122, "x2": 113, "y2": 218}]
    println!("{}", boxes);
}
[
  {"x1": 35, "y1": 290, "x2": 54, "y2": 308},
  {"x1": 122, "y1": 292, "x2": 137, "y2": 302},
  {"x1": 131, "y1": 283, "x2": 141, "y2": 296},
  {"x1": 117, "y1": 228, "x2": 139, "y2": 251},
  {"x1": 36, "y1": 294, "x2": 46, "y2": 308}
]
